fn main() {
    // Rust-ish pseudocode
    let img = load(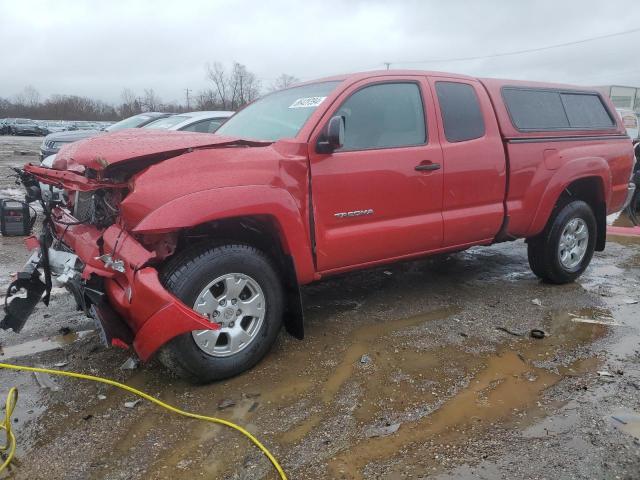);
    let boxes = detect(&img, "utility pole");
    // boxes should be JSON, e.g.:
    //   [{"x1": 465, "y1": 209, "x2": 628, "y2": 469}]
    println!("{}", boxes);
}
[
  {"x1": 384, "y1": 62, "x2": 391, "y2": 70},
  {"x1": 185, "y1": 88, "x2": 191, "y2": 110}
]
